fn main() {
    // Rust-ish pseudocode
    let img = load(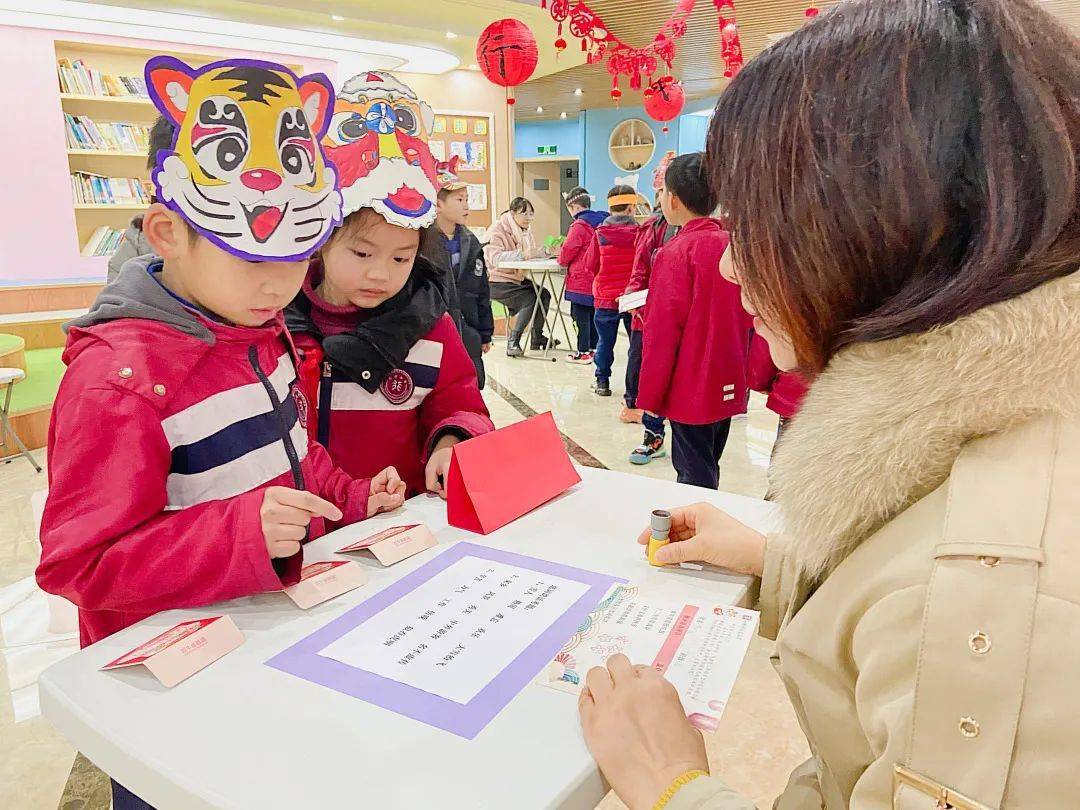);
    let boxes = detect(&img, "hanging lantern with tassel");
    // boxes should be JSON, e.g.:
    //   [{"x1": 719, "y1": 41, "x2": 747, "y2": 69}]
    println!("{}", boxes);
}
[
  {"x1": 644, "y1": 75, "x2": 685, "y2": 131},
  {"x1": 476, "y1": 19, "x2": 539, "y2": 106}
]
